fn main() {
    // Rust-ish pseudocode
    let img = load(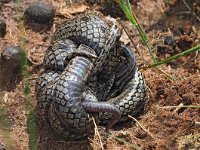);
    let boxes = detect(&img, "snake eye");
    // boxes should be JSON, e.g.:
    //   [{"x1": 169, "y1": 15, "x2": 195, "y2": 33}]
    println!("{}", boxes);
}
[{"x1": 110, "y1": 26, "x2": 121, "y2": 40}]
